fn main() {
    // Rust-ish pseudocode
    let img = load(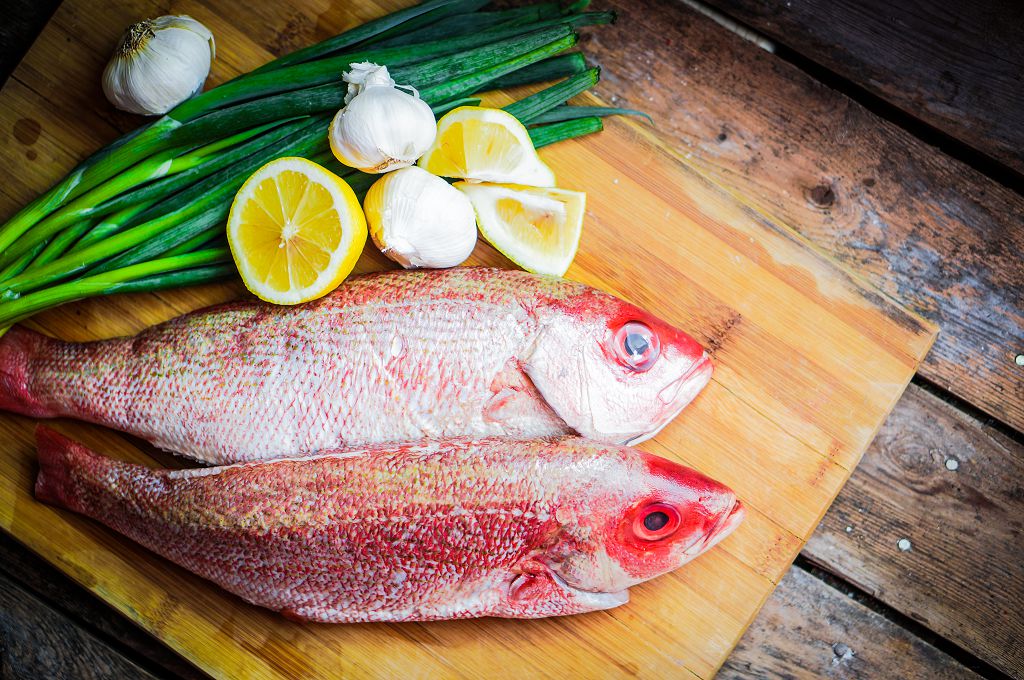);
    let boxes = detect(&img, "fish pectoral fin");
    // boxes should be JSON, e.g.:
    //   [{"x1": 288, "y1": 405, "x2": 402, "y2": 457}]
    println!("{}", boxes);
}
[
  {"x1": 483, "y1": 387, "x2": 528, "y2": 424},
  {"x1": 508, "y1": 561, "x2": 559, "y2": 603},
  {"x1": 503, "y1": 560, "x2": 629, "y2": 617},
  {"x1": 279, "y1": 607, "x2": 311, "y2": 623},
  {"x1": 483, "y1": 361, "x2": 566, "y2": 430}
]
